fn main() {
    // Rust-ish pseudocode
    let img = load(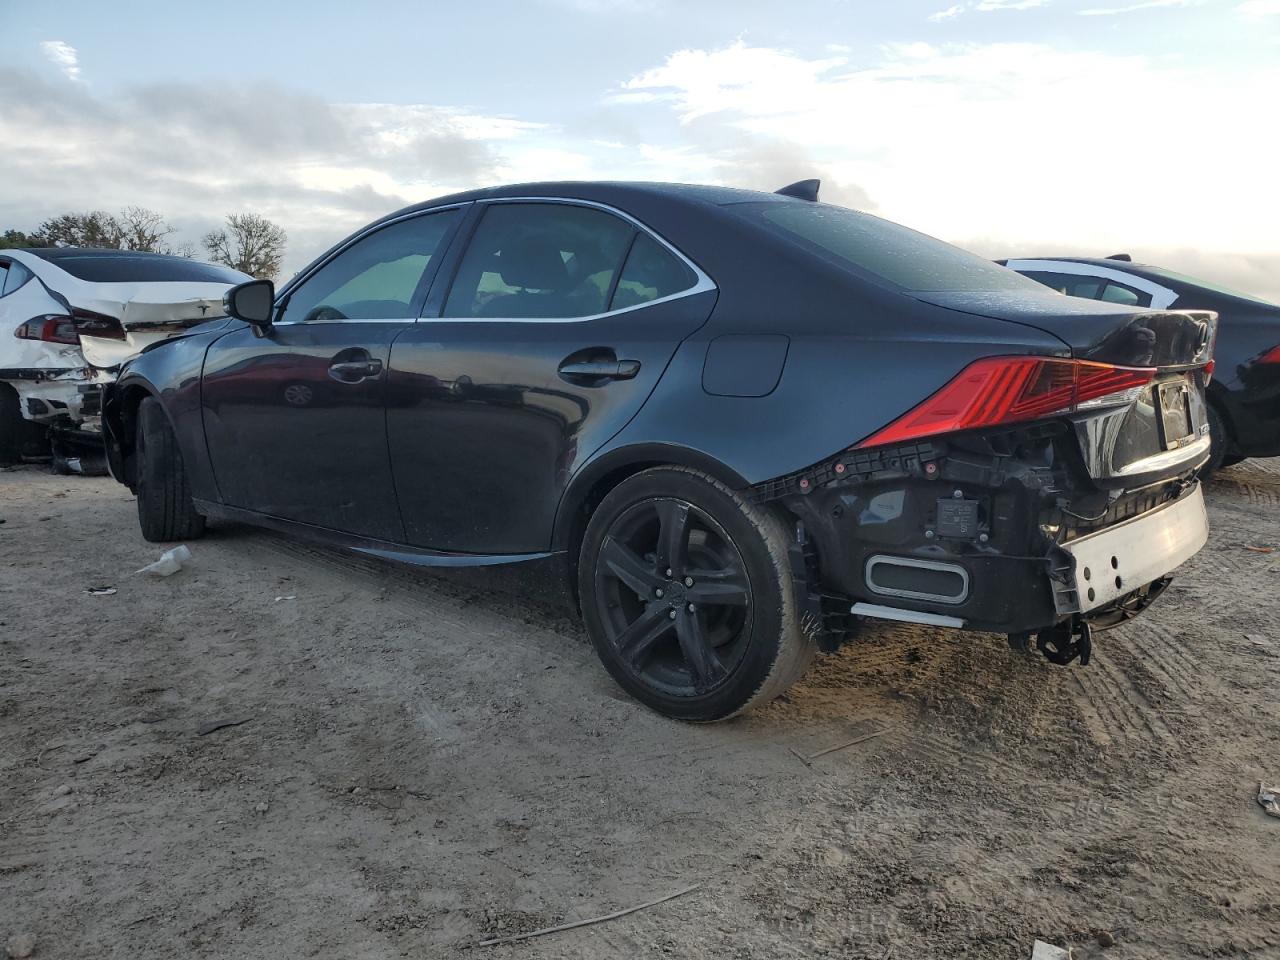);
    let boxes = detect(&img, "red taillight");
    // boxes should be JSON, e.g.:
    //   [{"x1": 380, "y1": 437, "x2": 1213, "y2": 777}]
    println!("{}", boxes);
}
[
  {"x1": 71, "y1": 308, "x2": 127, "y2": 340},
  {"x1": 14, "y1": 315, "x2": 80, "y2": 345},
  {"x1": 856, "y1": 356, "x2": 1157, "y2": 449},
  {"x1": 1204, "y1": 359, "x2": 1215, "y2": 383},
  {"x1": 1257, "y1": 345, "x2": 1280, "y2": 365}
]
